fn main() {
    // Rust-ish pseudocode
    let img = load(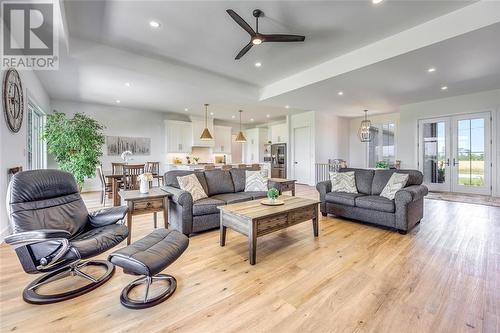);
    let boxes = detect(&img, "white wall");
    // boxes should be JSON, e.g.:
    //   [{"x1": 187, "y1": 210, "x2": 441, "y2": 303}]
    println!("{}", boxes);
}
[
  {"x1": 347, "y1": 89, "x2": 500, "y2": 196},
  {"x1": 348, "y1": 112, "x2": 400, "y2": 168},
  {"x1": 315, "y1": 112, "x2": 350, "y2": 163},
  {"x1": 398, "y1": 89, "x2": 500, "y2": 197},
  {"x1": 1, "y1": 69, "x2": 51, "y2": 239},
  {"x1": 50, "y1": 100, "x2": 189, "y2": 192}
]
